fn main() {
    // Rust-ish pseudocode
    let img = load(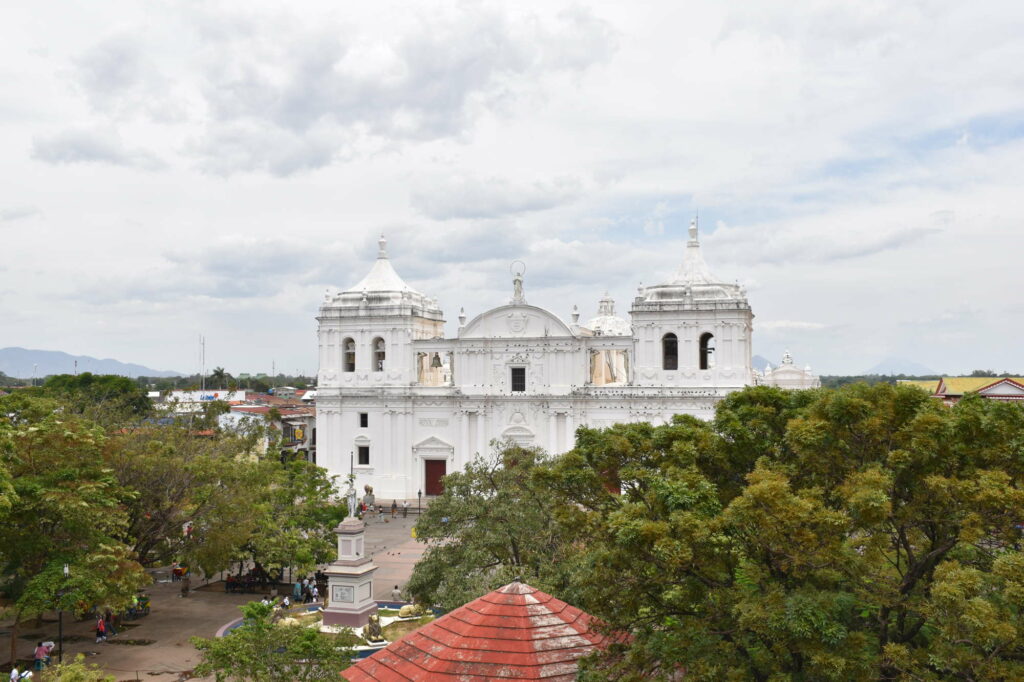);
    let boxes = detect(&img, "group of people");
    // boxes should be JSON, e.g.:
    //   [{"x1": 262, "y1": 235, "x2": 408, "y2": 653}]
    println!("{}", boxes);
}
[
  {"x1": 362, "y1": 499, "x2": 410, "y2": 519},
  {"x1": 95, "y1": 610, "x2": 118, "y2": 643},
  {"x1": 292, "y1": 575, "x2": 325, "y2": 604}
]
